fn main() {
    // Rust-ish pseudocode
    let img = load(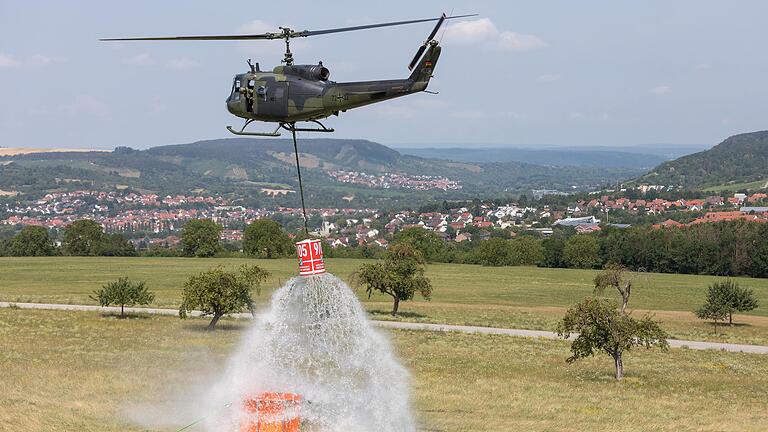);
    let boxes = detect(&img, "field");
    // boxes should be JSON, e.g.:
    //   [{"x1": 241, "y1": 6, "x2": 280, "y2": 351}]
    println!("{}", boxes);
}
[
  {"x1": 703, "y1": 178, "x2": 768, "y2": 192},
  {"x1": 1, "y1": 309, "x2": 767, "y2": 431},
  {"x1": 2, "y1": 257, "x2": 768, "y2": 345}
]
